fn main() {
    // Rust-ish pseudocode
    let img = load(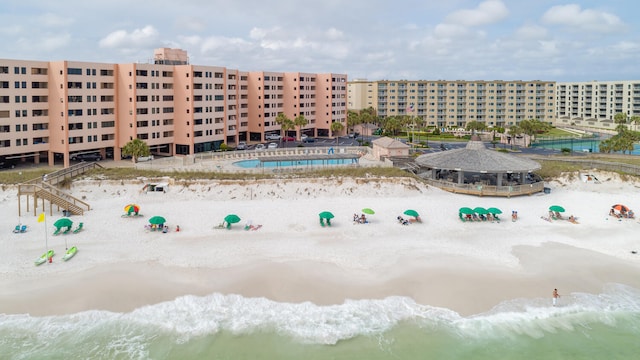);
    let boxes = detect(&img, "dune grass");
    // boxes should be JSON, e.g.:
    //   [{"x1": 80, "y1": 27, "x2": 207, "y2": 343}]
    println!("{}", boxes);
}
[{"x1": 0, "y1": 157, "x2": 635, "y2": 185}]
